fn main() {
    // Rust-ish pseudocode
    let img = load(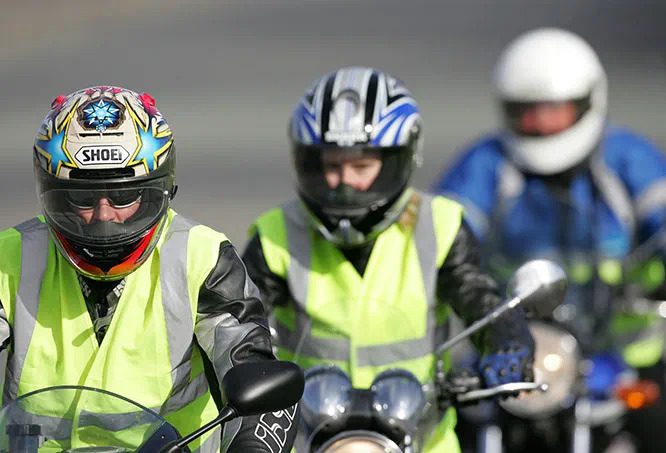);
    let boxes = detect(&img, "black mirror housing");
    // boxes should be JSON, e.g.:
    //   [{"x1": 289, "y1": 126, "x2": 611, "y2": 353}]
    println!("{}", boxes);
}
[{"x1": 222, "y1": 361, "x2": 304, "y2": 417}]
